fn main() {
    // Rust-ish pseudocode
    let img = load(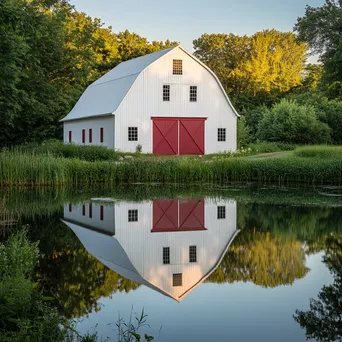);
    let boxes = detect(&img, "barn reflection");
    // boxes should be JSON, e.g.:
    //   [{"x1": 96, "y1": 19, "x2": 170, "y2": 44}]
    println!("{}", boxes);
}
[{"x1": 62, "y1": 198, "x2": 239, "y2": 301}]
